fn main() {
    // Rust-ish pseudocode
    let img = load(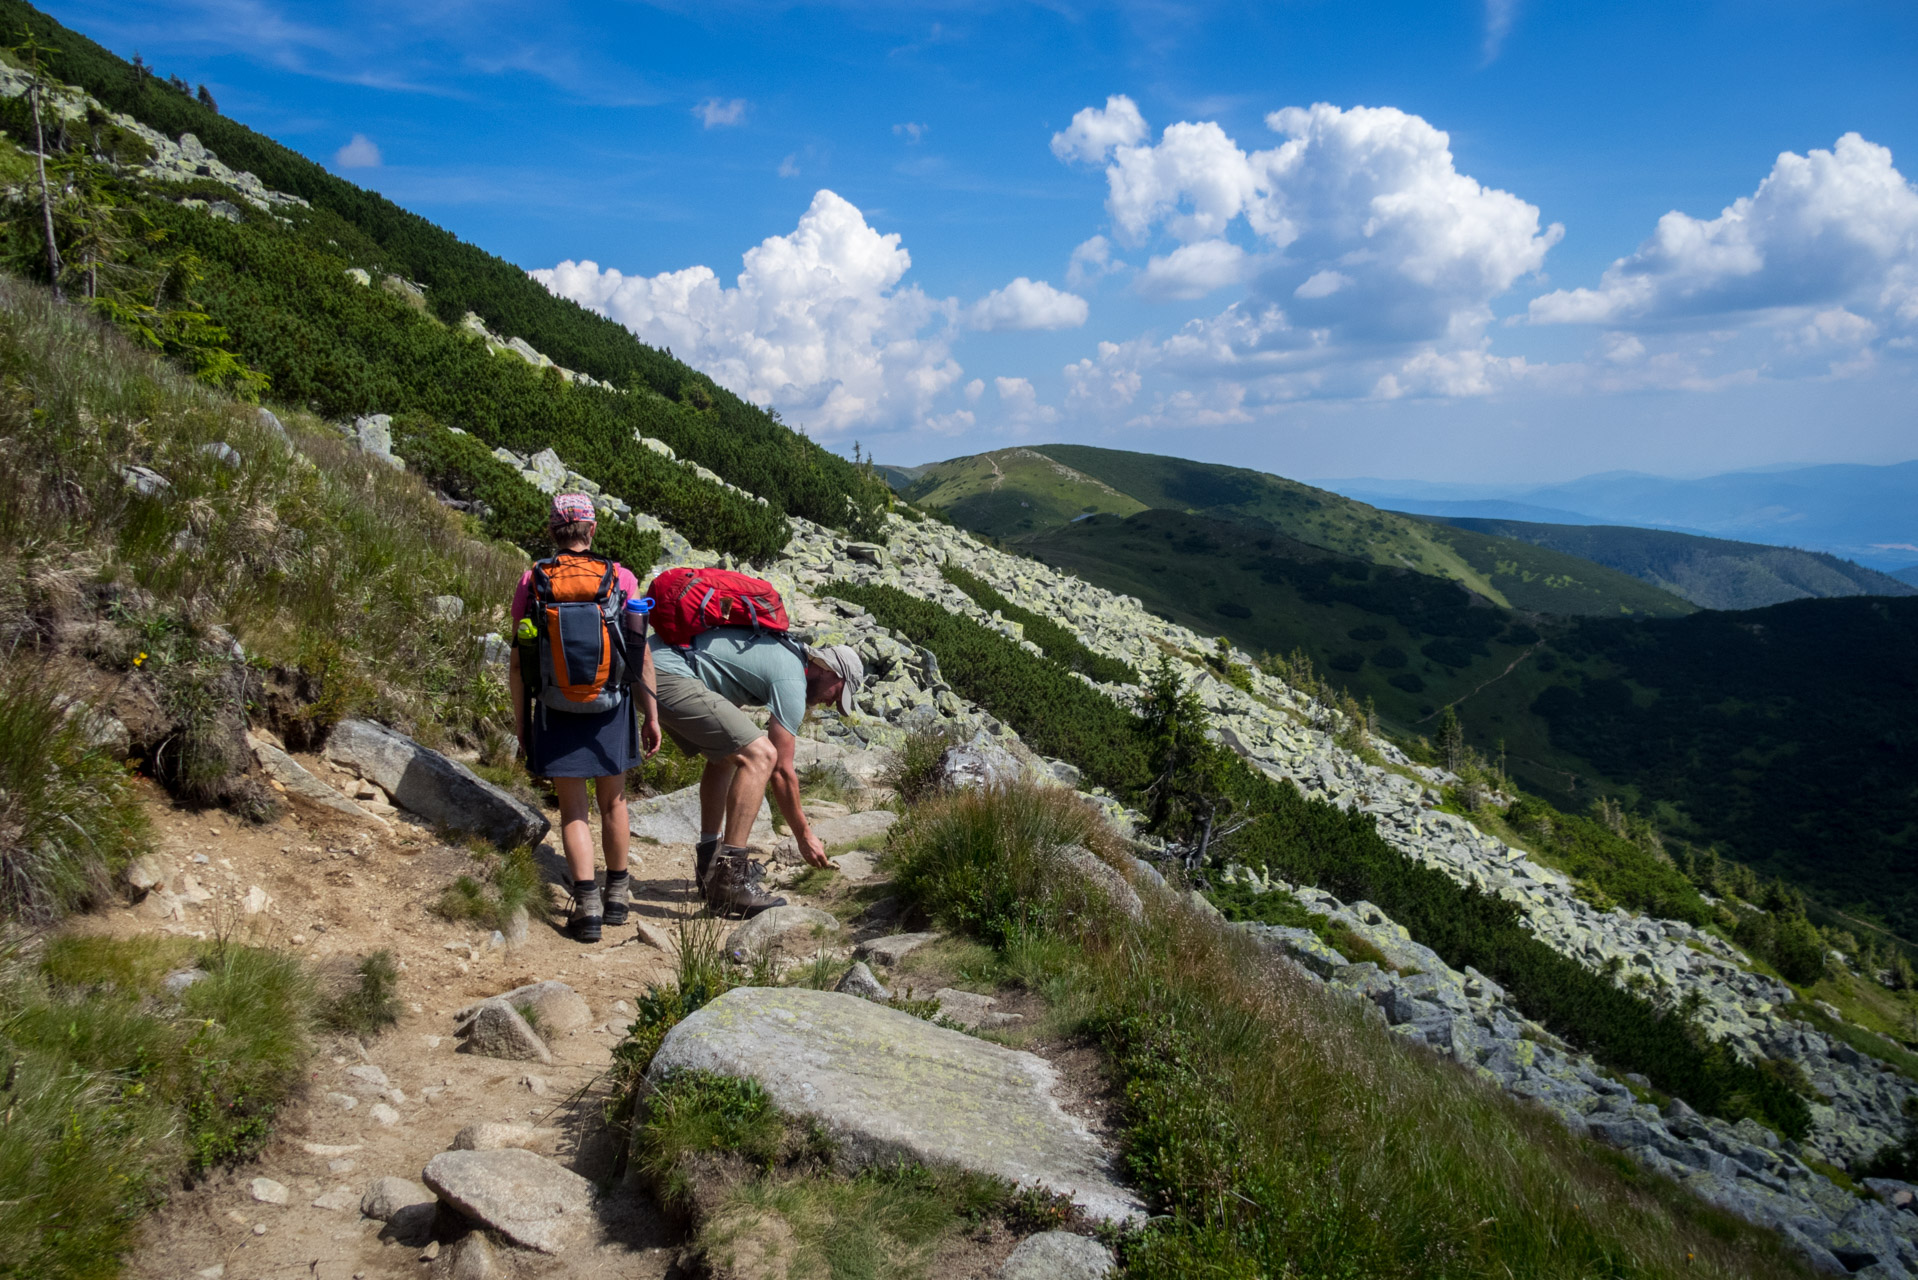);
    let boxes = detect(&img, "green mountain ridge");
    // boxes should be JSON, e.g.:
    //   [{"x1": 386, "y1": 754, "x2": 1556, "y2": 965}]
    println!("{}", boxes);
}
[
  {"x1": 0, "y1": 0, "x2": 889, "y2": 540},
  {"x1": 900, "y1": 443, "x2": 1694, "y2": 619},
  {"x1": 1419, "y1": 515, "x2": 1918, "y2": 610}
]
